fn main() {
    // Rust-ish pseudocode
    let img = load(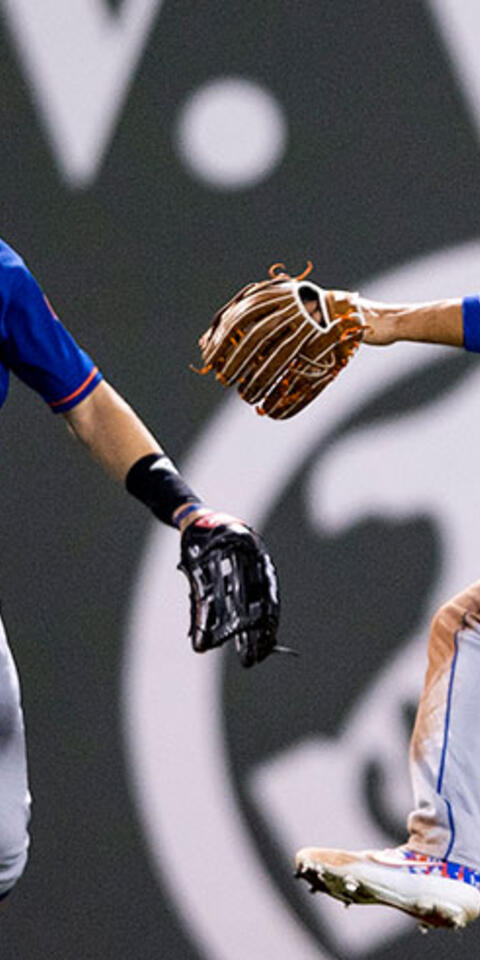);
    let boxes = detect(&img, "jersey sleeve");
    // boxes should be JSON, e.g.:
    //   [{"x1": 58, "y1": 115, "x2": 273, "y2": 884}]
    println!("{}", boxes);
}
[{"x1": 1, "y1": 265, "x2": 103, "y2": 413}]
